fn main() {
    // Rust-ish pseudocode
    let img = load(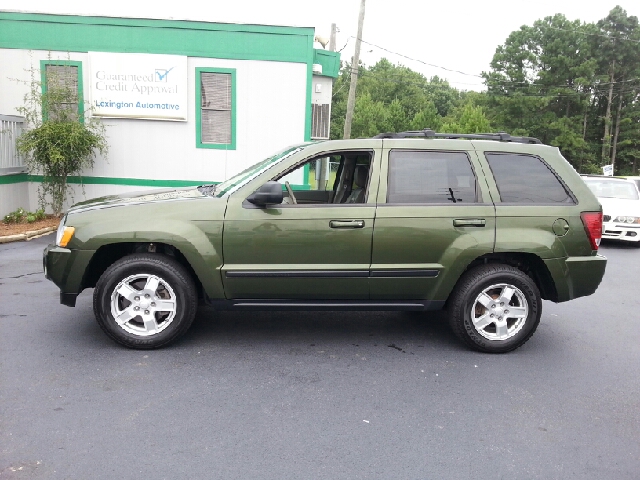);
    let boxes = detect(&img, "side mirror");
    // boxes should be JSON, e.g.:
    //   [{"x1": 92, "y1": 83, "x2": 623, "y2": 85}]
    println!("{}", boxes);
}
[{"x1": 246, "y1": 181, "x2": 283, "y2": 207}]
